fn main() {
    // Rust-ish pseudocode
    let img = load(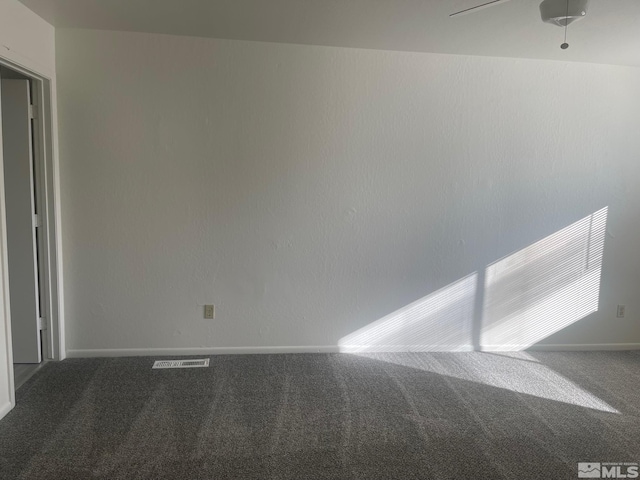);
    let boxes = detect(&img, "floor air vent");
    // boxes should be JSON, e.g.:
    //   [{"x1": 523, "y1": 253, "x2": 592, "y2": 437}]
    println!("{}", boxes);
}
[{"x1": 152, "y1": 359, "x2": 210, "y2": 369}]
